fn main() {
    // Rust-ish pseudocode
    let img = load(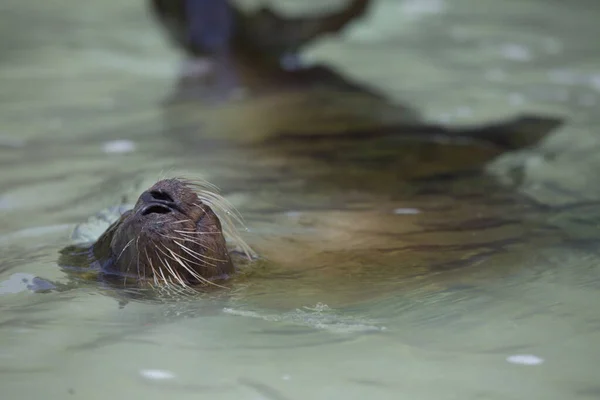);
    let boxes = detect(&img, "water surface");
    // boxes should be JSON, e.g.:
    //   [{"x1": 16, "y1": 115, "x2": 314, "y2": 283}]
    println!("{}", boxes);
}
[{"x1": 1, "y1": 0, "x2": 600, "y2": 399}]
